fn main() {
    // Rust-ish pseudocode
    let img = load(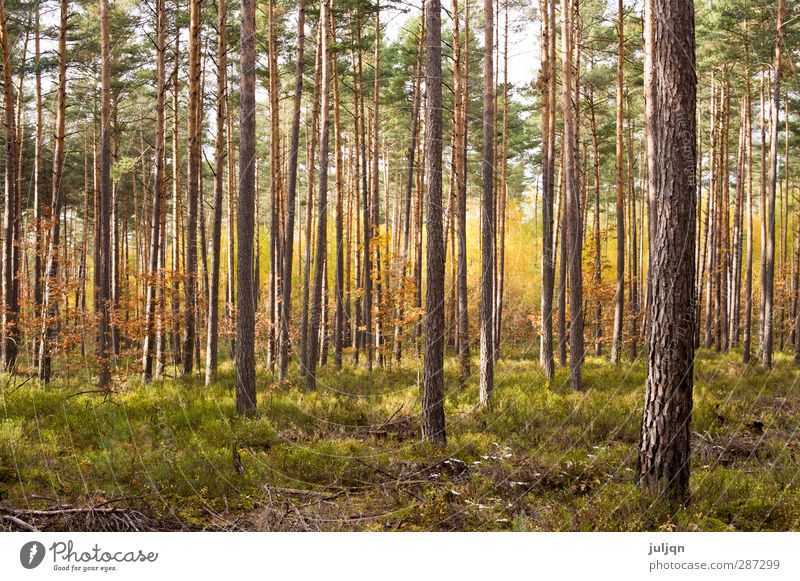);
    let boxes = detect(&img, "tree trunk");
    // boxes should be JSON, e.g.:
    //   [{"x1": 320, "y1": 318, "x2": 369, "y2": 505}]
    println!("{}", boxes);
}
[
  {"x1": 205, "y1": 0, "x2": 227, "y2": 385},
  {"x1": 394, "y1": 9, "x2": 425, "y2": 364},
  {"x1": 236, "y1": 0, "x2": 257, "y2": 414},
  {"x1": 0, "y1": 0, "x2": 19, "y2": 372},
  {"x1": 539, "y1": 0, "x2": 556, "y2": 379},
  {"x1": 300, "y1": 26, "x2": 321, "y2": 374},
  {"x1": 763, "y1": 0, "x2": 784, "y2": 367},
  {"x1": 181, "y1": 0, "x2": 202, "y2": 375},
  {"x1": 32, "y1": 3, "x2": 43, "y2": 368},
  {"x1": 306, "y1": 0, "x2": 331, "y2": 390},
  {"x1": 278, "y1": 0, "x2": 306, "y2": 382},
  {"x1": 743, "y1": 45, "x2": 753, "y2": 364},
  {"x1": 422, "y1": 0, "x2": 446, "y2": 443},
  {"x1": 638, "y1": 0, "x2": 696, "y2": 506},
  {"x1": 38, "y1": 0, "x2": 68, "y2": 383},
  {"x1": 479, "y1": 0, "x2": 495, "y2": 405},
  {"x1": 96, "y1": 0, "x2": 113, "y2": 388},
  {"x1": 611, "y1": 0, "x2": 625, "y2": 364},
  {"x1": 561, "y1": 0, "x2": 583, "y2": 391},
  {"x1": 331, "y1": 5, "x2": 345, "y2": 369}
]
